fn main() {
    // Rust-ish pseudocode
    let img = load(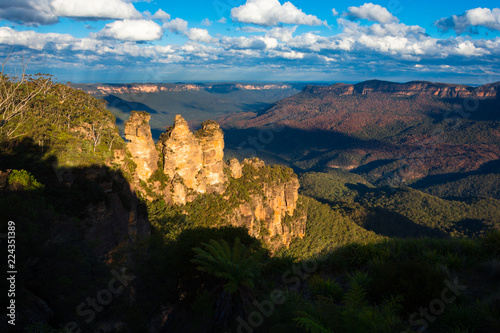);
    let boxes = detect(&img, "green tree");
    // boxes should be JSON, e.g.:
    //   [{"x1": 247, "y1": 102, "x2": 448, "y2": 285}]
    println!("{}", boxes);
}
[{"x1": 191, "y1": 237, "x2": 264, "y2": 330}]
